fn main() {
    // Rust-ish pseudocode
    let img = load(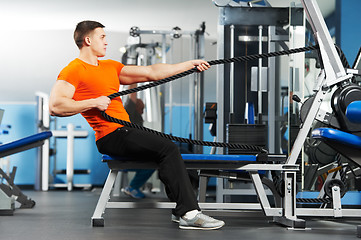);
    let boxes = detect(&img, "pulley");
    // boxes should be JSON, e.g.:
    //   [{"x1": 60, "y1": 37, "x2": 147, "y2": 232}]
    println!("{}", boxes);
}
[
  {"x1": 324, "y1": 178, "x2": 346, "y2": 198},
  {"x1": 171, "y1": 27, "x2": 182, "y2": 39},
  {"x1": 129, "y1": 26, "x2": 140, "y2": 37}
]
